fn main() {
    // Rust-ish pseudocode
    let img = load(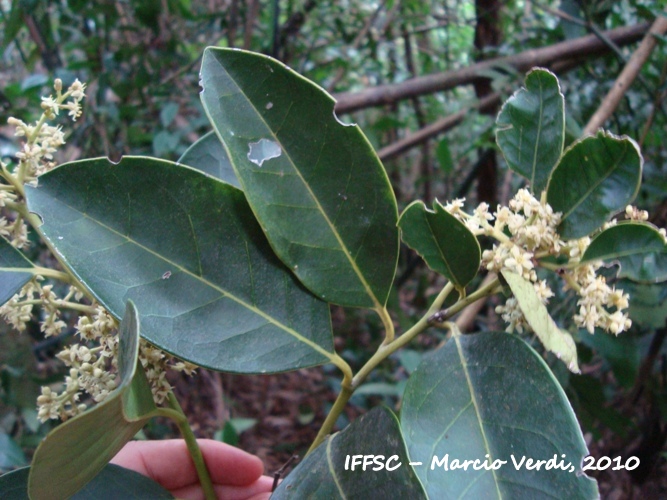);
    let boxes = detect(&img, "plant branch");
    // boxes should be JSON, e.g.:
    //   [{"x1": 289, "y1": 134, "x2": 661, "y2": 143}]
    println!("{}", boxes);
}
[
  {"x1": 334, "y1": 22, "x2": 649, "y2": 113},
  {"x1": 583, "y1": 16, "x2": 667, "y2": 136},
  {"x1": 307, "y1": 277, "x2": 507, "y2": 454},
  {"x1": 166, "y1": 392, "x2": 216, "y2": 500}
]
